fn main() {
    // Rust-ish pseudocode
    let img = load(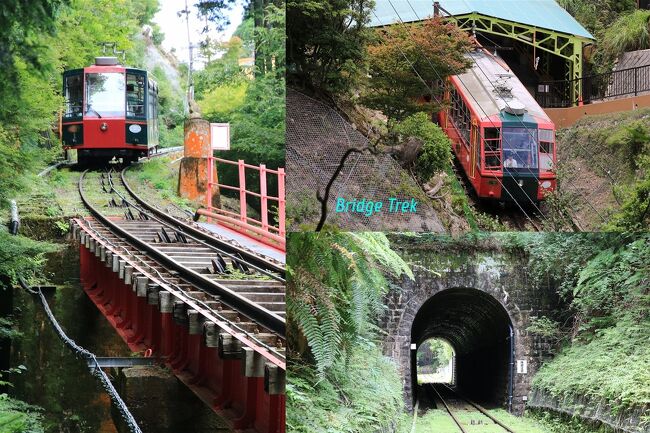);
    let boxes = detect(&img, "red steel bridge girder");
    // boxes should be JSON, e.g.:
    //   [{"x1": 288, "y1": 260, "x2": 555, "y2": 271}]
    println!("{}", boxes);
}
[{"x1": 76, "y1": 225, "x2": 285, "y2": 433}]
